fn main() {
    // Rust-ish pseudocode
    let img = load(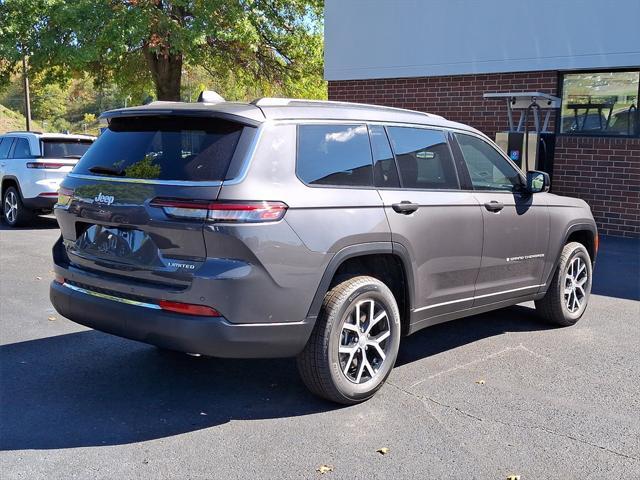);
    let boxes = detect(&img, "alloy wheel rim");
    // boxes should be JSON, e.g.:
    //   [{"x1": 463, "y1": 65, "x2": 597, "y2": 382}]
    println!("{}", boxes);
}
[
  {"x1": 339, "y1": 298, "x2": 392, "y2": 384},
  {"x1": 4, "y1": 192, "x2": 17, "y2": 224},
  {"x1": 564, "y1": 256, "x2": 588, "y2": 313}
]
